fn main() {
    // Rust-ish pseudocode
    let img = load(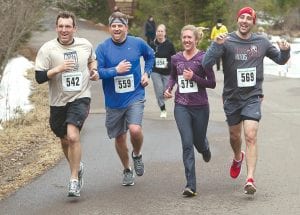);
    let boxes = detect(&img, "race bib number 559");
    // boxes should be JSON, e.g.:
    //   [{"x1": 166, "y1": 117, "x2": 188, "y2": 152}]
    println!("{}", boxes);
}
[{"x1": 114, "y1": 74, "x2": 134, "y2": 93}]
